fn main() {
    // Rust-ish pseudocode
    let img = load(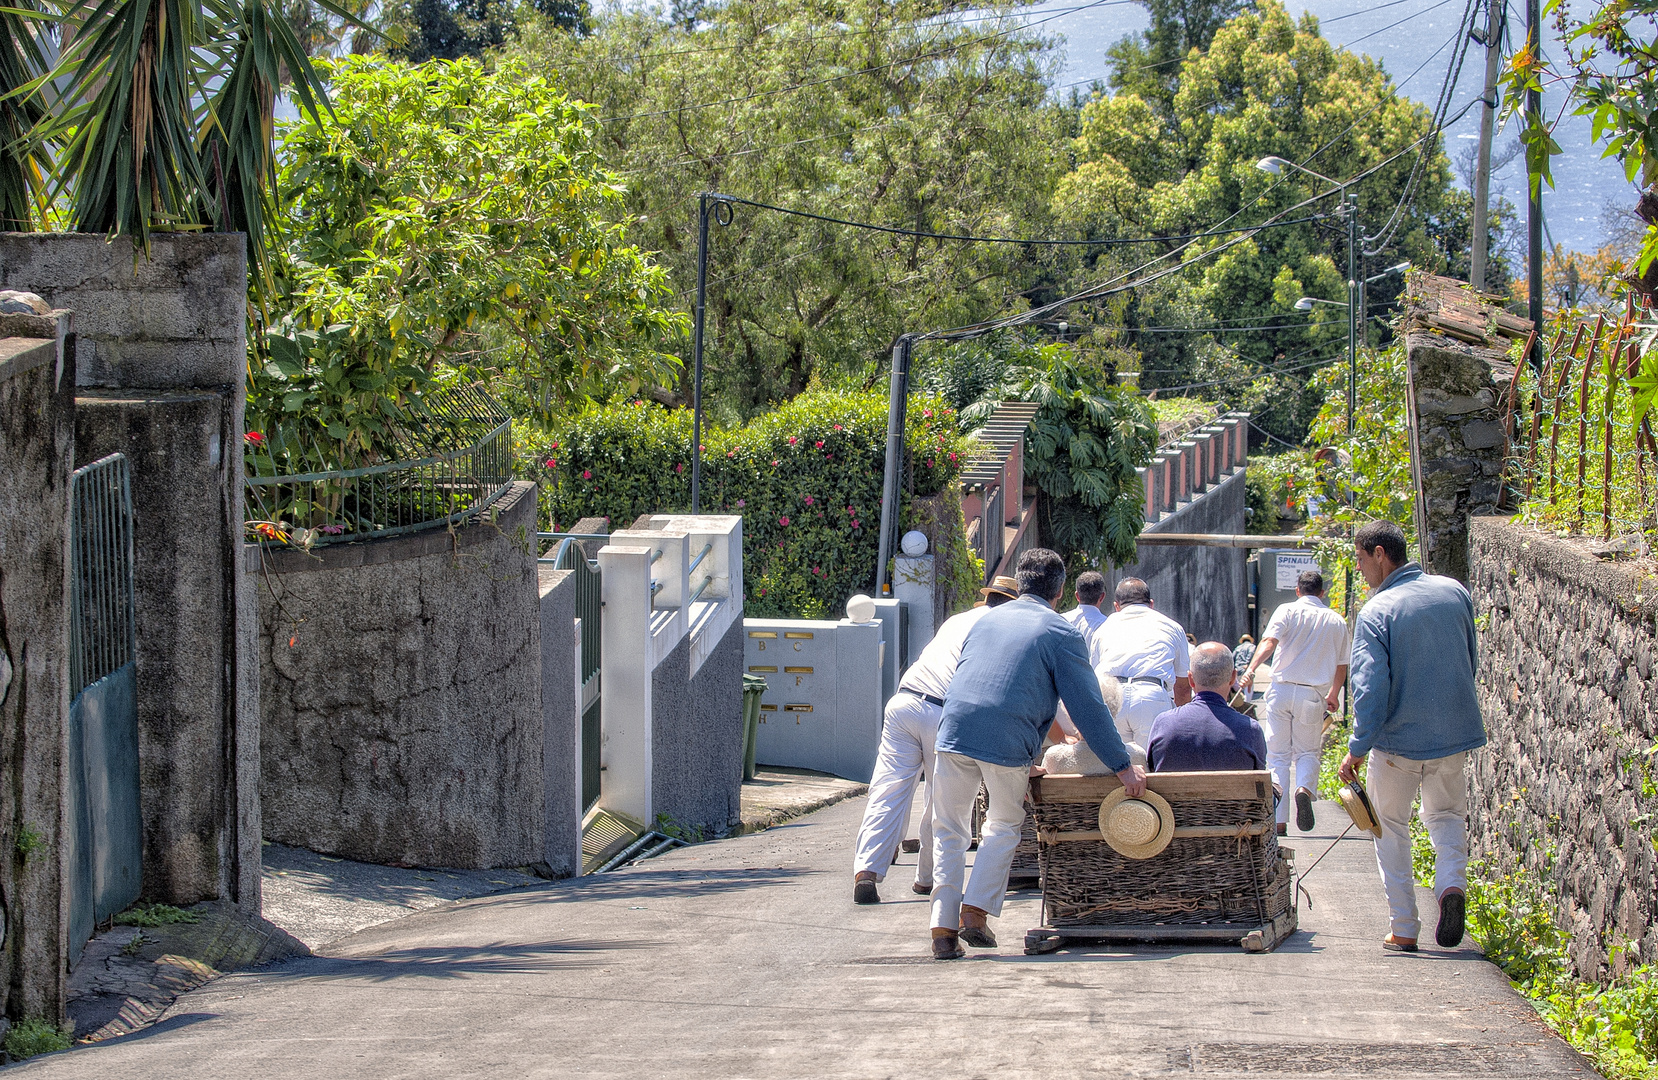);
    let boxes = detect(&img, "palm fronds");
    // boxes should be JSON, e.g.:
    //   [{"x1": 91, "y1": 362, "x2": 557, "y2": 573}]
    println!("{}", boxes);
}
[{"x1": 0, "y1": 0, "x2": 51, "y2": 229}]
